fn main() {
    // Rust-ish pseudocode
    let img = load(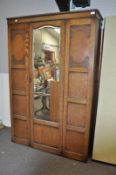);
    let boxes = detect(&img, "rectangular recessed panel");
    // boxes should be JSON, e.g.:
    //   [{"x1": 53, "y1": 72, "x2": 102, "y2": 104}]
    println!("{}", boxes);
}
[
  {"x1": 69, "y1": 25, "x2": 91, "y2": 67},
  {"x1": 14, "y1": 119, "x2": 29, "y2": 139},
  {"x1": 65, "y1": 130, "x2": 85, "y2": 154},
  {"x1": 68, "y1": 73, "x2": 88, "y2": 98},
  {"x1": 12, "y1": 95, "x2": 28, "y2": 116},
  {"x1": 12, "y1": 69, "x2": 27, "y2": 91},
  {"x1": 33, "y1": 124, "x2": 59, "y2": 148},
  {"x1": 67, "y1": 103, "x2": 86, "y2": 127}
]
